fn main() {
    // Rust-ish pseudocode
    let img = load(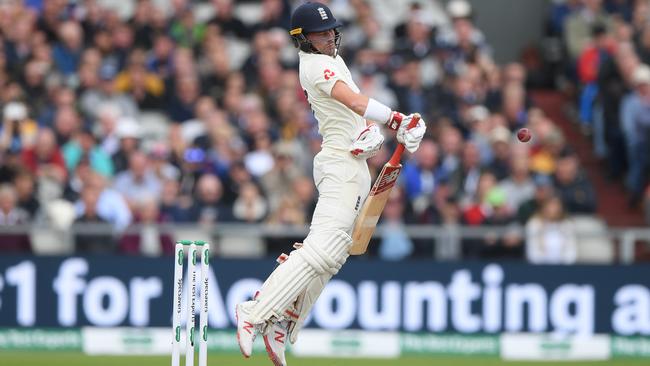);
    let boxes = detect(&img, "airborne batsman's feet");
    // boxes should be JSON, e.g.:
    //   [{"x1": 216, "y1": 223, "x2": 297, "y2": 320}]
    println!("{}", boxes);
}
[
  {"x1": 235, "y1": 301, "x2": 258, "y2": 358},
  {"x1": 264, "y1": 319, "x2": 289, "y2": 366}
]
